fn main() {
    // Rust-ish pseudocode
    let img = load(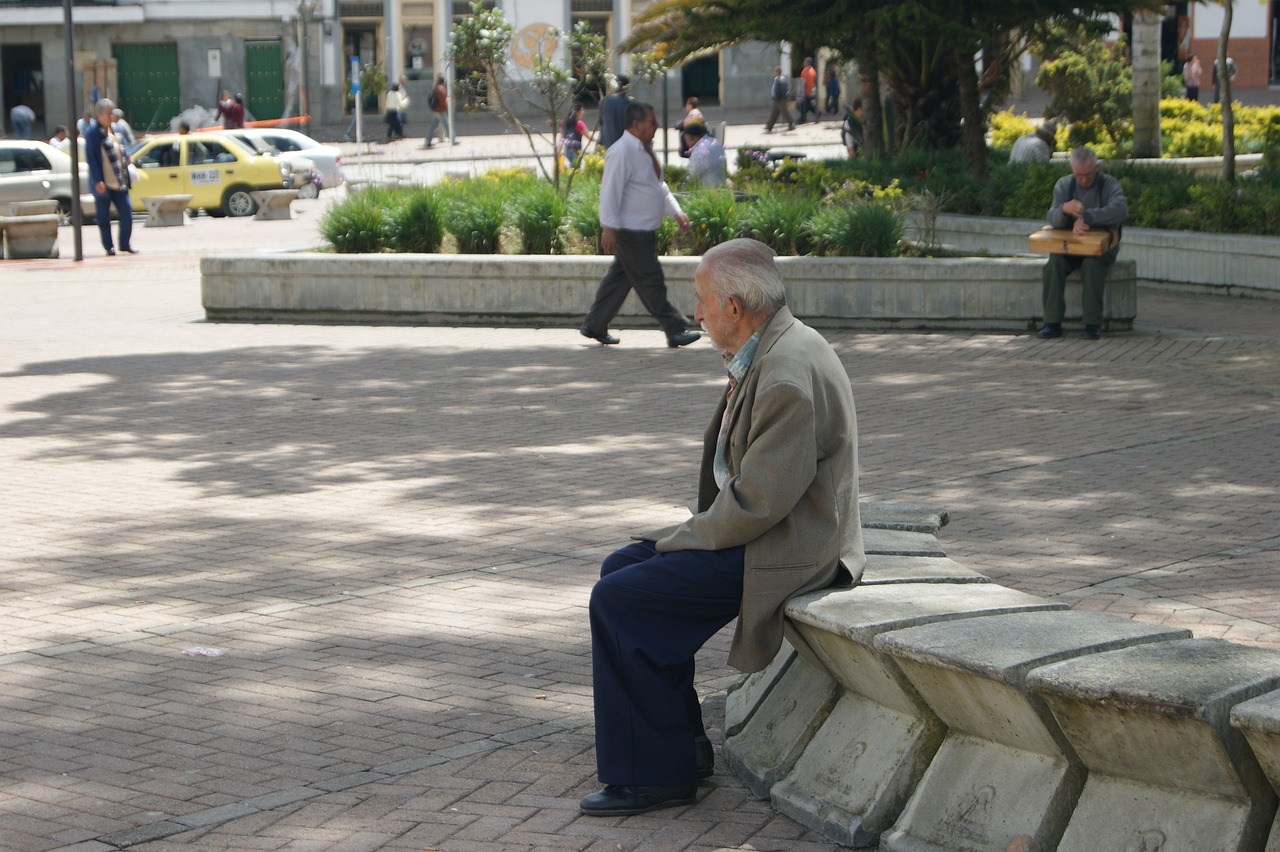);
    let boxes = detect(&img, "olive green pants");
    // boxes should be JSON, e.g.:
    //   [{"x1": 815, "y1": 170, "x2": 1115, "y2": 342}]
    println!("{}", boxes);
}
[{"x1": 1041, "y1": 246, "x2": 1120, "y2": 327}]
